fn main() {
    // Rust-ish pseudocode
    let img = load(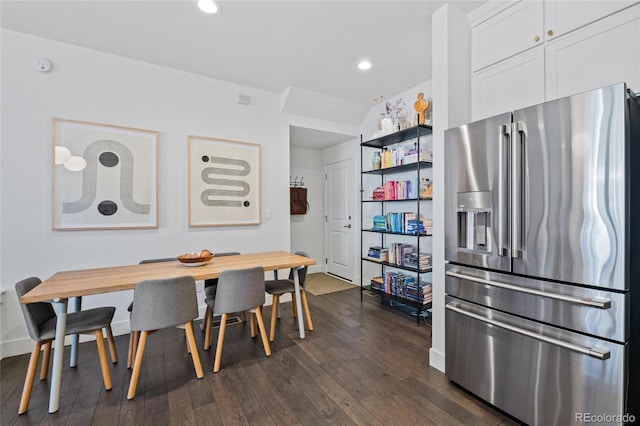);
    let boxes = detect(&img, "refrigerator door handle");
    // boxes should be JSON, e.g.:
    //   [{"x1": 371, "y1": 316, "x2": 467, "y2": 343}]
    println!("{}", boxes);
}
[
  {"x1": 446, "y1": 270, "x2": 612, "y2": 309},
  {"x1": 446, "y1": 303, "x2": 611, "y2": 360},
  {"x1": 511, "y1": 121, "x2": 526, "y2": 259},
  {"x1": 497, "y1": 124, "x2": 510, "y2": 256}
]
